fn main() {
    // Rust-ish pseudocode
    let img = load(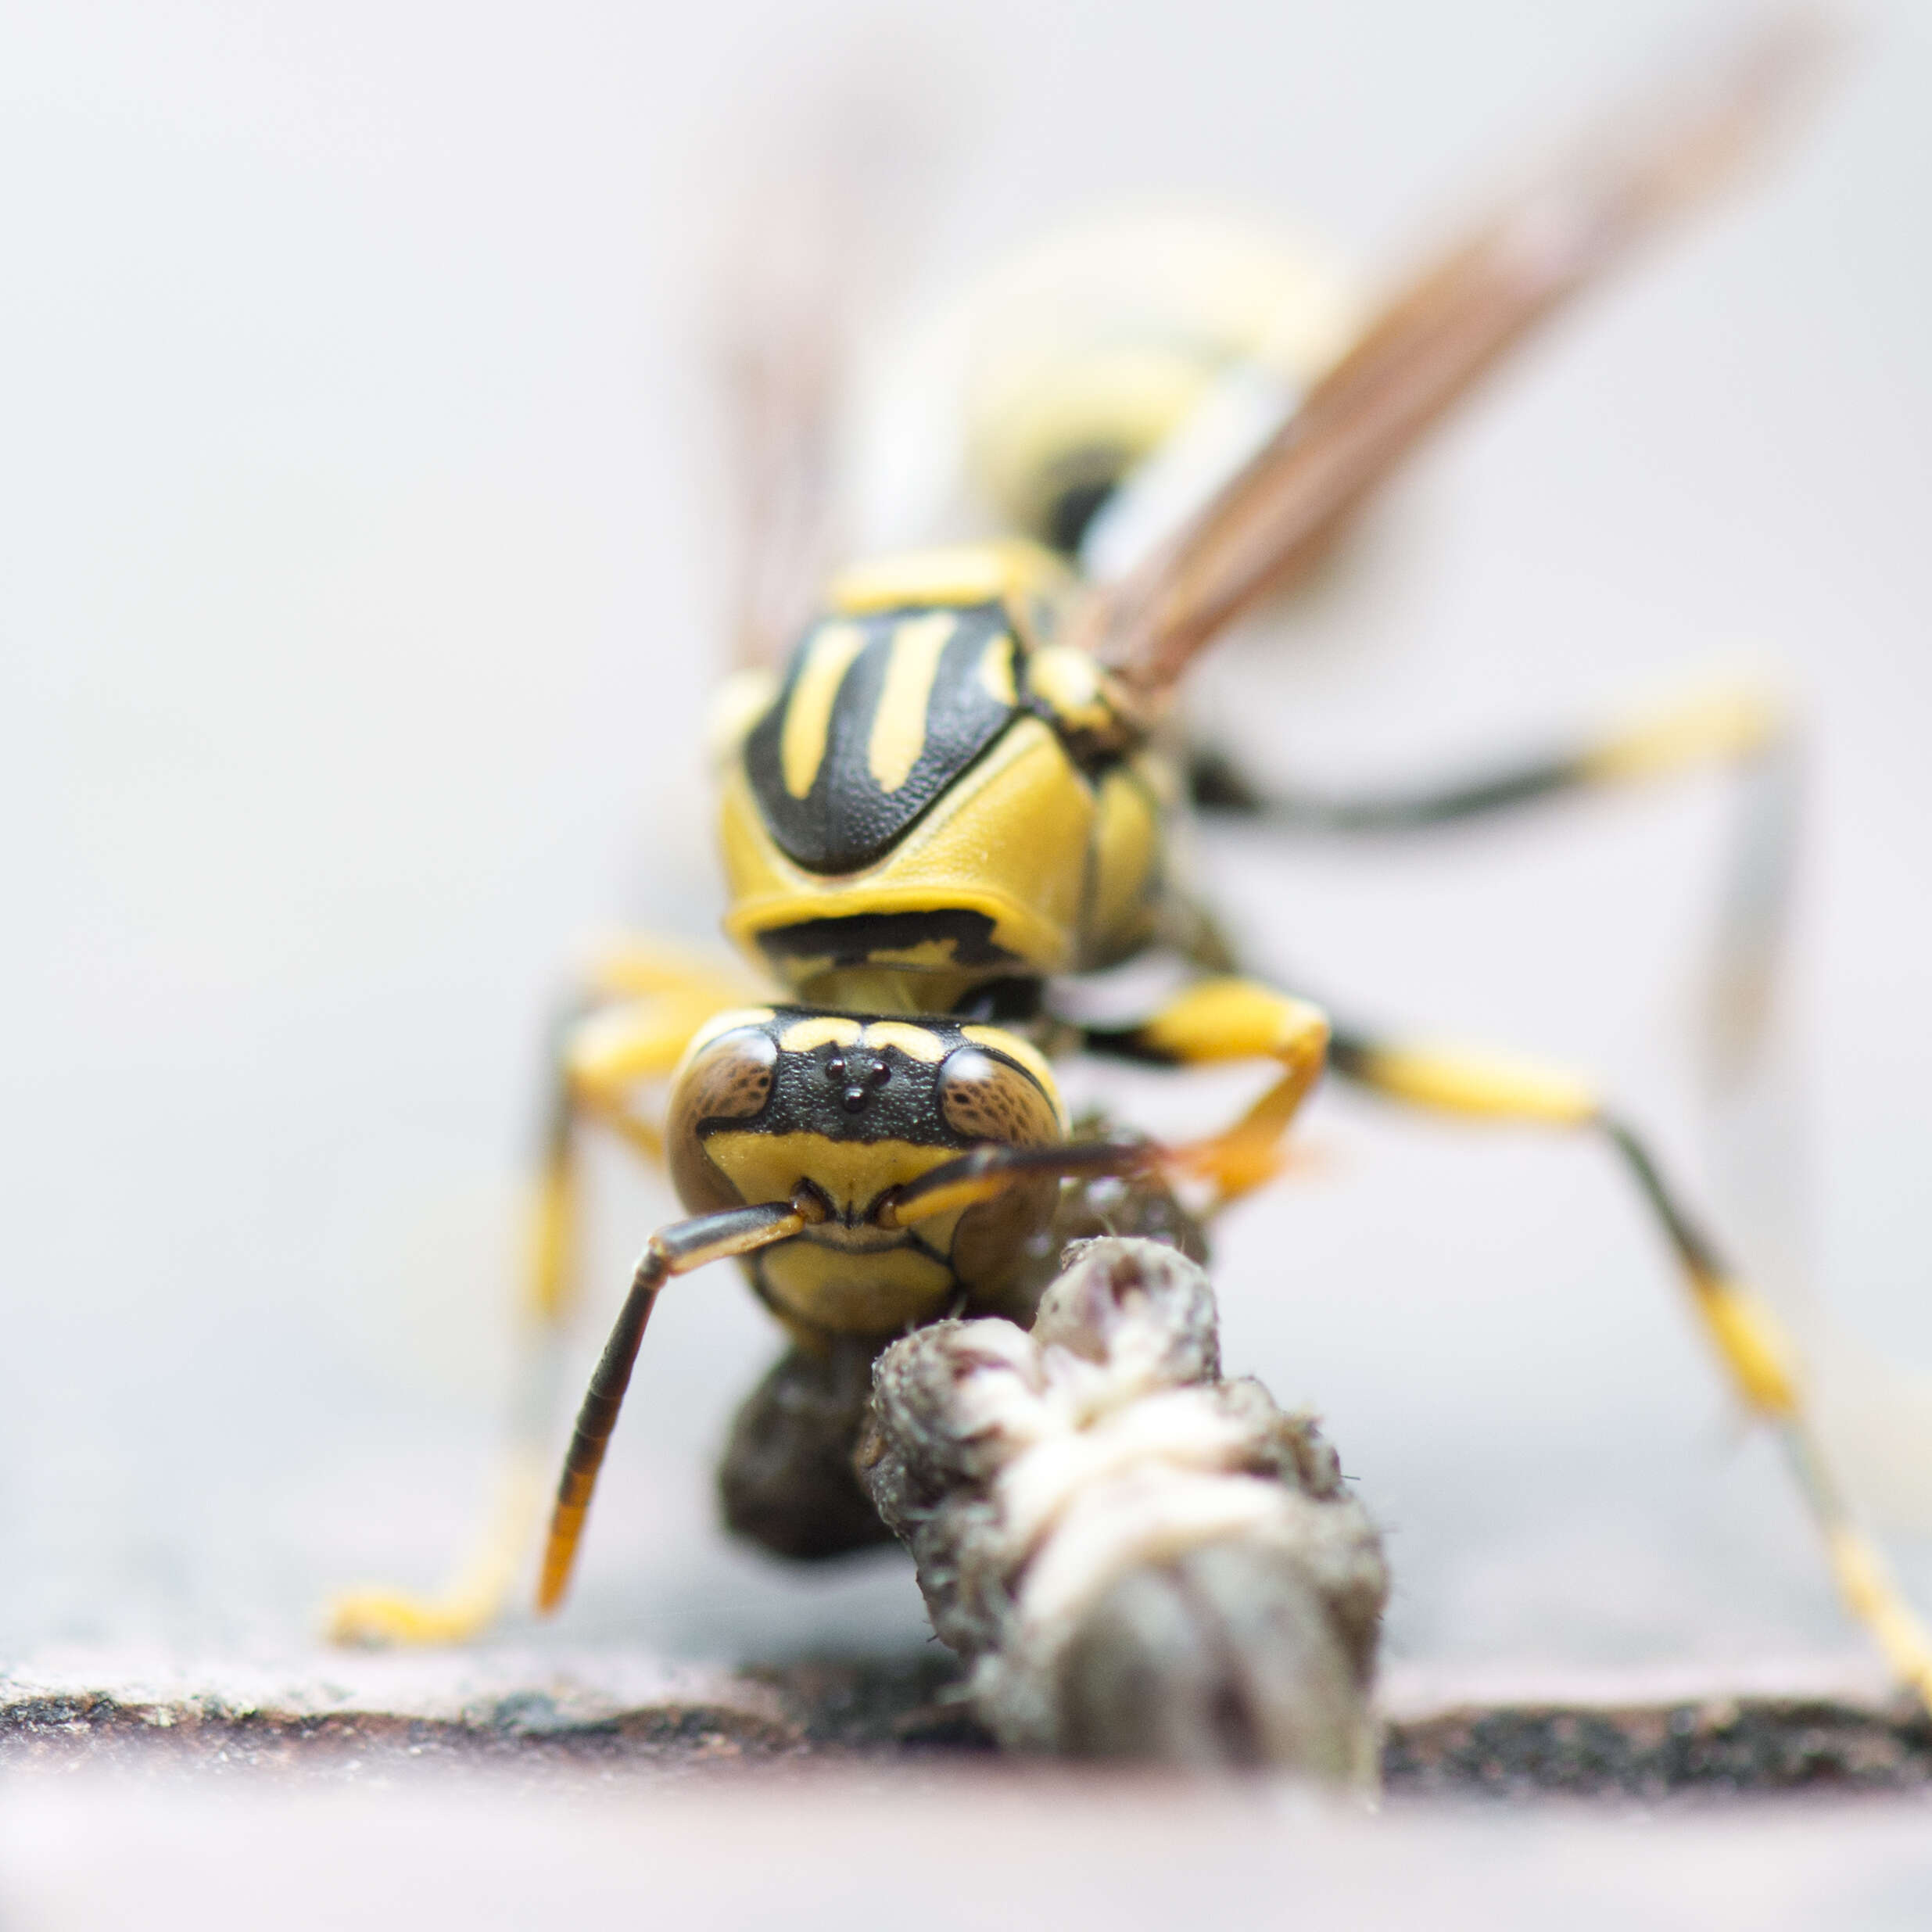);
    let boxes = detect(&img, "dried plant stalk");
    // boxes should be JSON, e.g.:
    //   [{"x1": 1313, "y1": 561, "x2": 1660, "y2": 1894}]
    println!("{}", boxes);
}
[{"x1": 858, "y1": 1236, "x2": 1388, "y2": 1777}]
